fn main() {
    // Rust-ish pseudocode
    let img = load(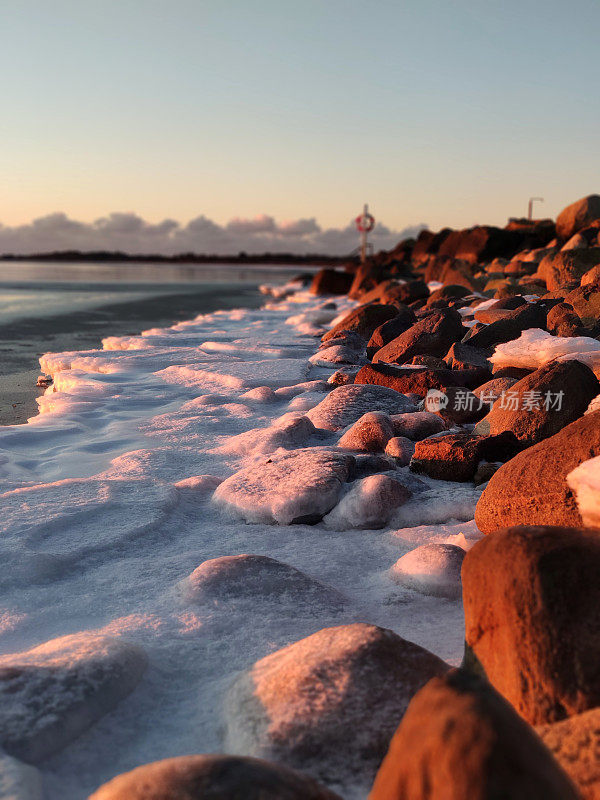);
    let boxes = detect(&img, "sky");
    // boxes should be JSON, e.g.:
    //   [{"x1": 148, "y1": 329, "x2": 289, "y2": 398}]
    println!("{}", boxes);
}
[{"x1": 0, "y1": 0, "x2": 599, "y2": 255}]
